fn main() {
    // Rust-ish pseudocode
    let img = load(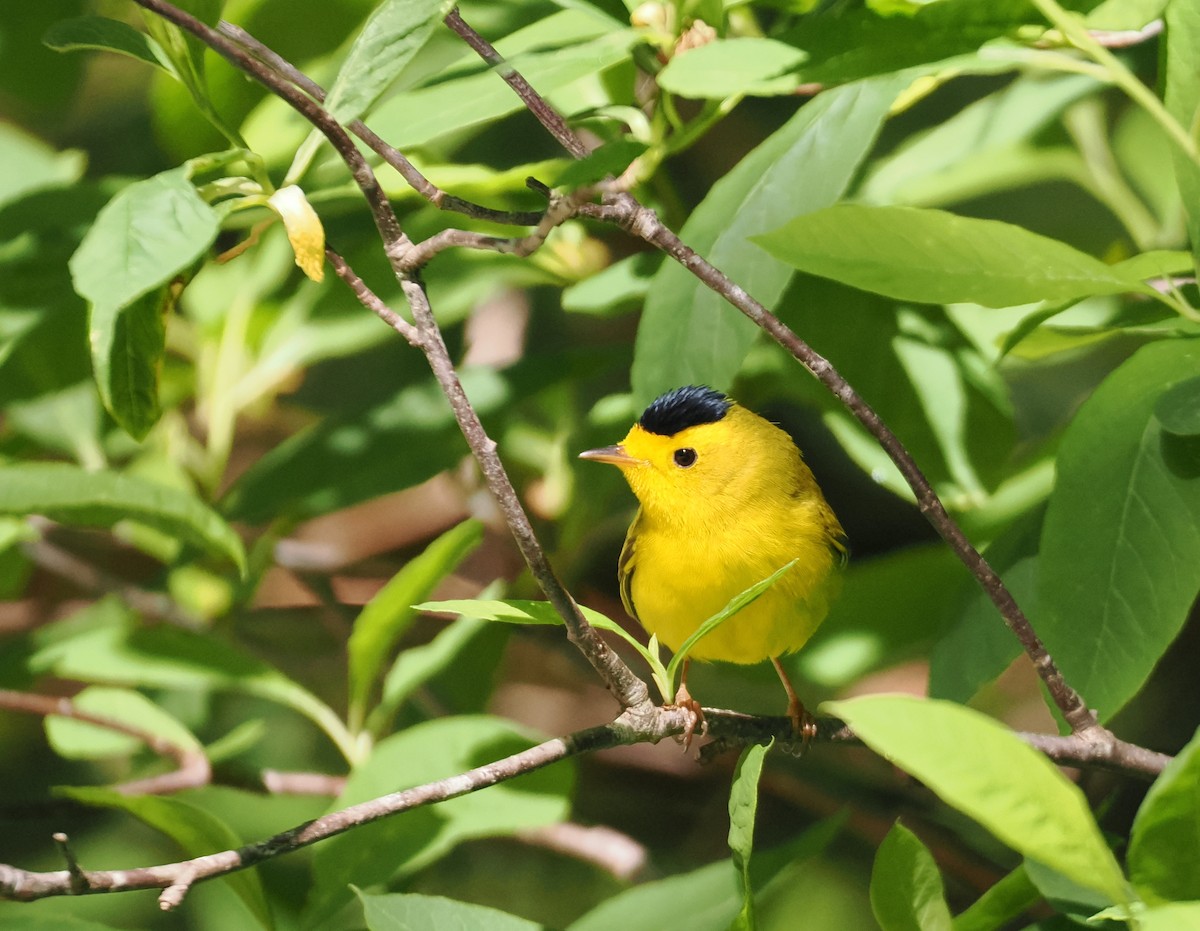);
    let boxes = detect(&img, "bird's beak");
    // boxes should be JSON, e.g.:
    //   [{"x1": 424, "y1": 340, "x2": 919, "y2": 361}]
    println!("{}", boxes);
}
[{"x1": 579, "y1": 444, "x2": 637, "y2": 467}]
